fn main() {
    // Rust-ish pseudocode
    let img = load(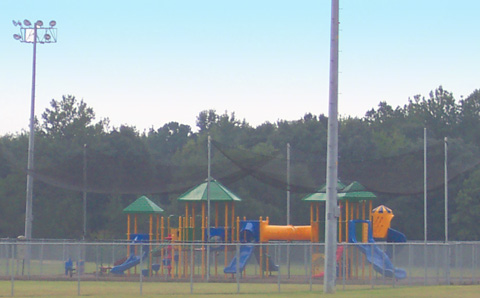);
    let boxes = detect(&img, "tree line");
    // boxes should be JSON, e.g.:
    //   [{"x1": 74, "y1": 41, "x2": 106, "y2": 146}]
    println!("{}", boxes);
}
[{"x1": 1, "y1": 86, "x2": 479, "y2": 241}]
